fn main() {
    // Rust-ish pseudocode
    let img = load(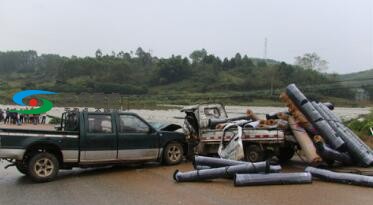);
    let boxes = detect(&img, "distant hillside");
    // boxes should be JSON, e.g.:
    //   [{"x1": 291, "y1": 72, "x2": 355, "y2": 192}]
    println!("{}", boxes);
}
[
  {"x1": 0, "y1": 49, "x2": 359, "y2": 107},
  {"x1": 339, "y1": 69, "x2": 373, "y2": 81}
]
